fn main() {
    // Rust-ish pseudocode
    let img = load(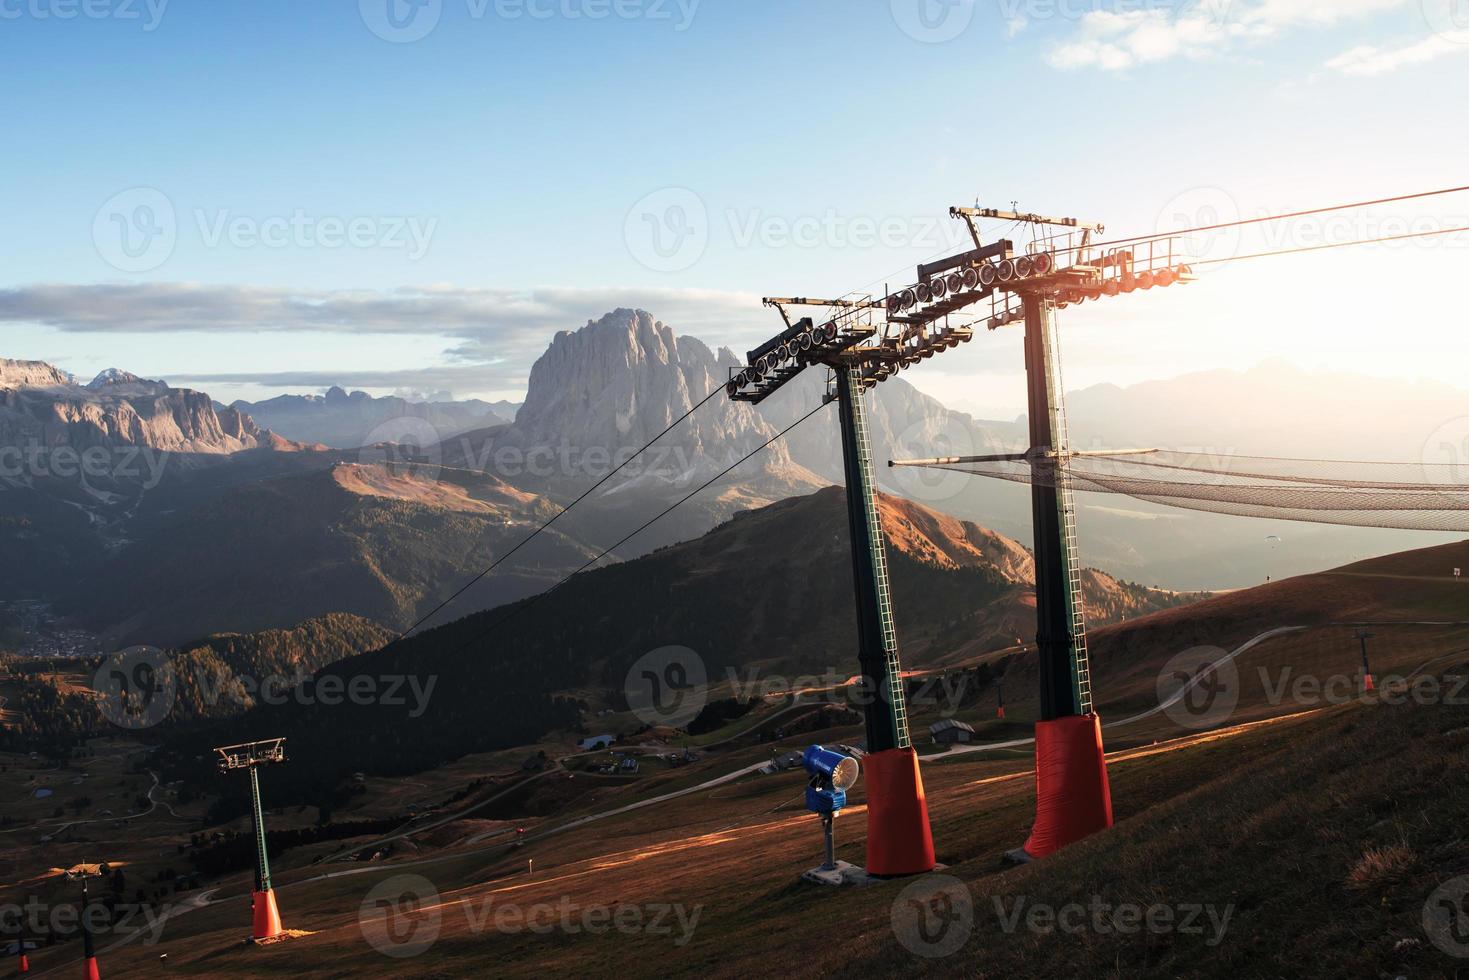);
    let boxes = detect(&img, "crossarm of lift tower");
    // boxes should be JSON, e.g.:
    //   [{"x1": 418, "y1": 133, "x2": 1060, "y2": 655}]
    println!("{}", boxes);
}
[
  {"x1": 214, "y1": 738, "x2": 287, "y2": 772},
  {"x1": 729, "y1": 204, "x2": 1195, "y2": 405}
]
